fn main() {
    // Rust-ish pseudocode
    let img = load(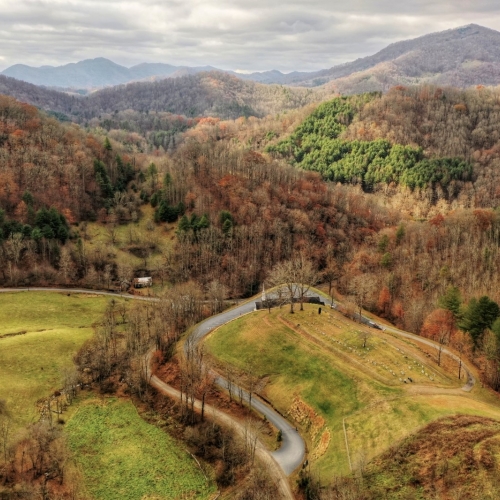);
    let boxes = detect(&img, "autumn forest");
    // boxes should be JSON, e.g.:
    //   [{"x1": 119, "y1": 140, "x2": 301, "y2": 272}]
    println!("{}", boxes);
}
[{"x1": 4, "y1": 80, "x2": 500, "y2": 497}]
